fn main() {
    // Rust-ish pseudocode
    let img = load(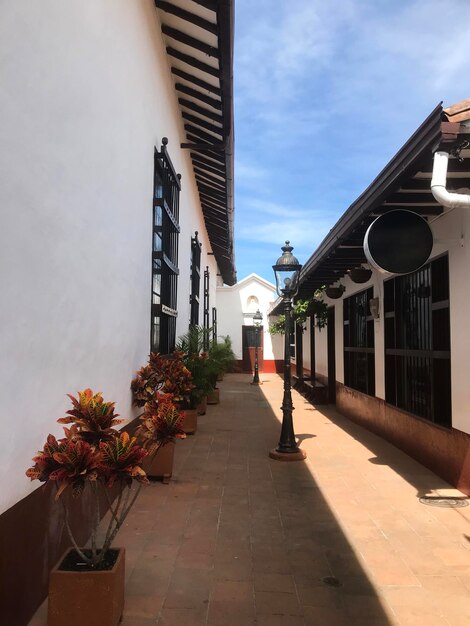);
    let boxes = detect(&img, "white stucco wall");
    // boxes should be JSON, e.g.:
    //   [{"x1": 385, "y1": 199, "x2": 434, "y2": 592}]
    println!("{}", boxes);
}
[
  {"x1": 304, "y1": 204, "x2": 470, "y2": 436},
  {"x1": 0, "y1": 1, "x2": 219, "y2": 514},
  {"x1": 217, "y1": 274, "x2": 277, "y2": 361}
]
